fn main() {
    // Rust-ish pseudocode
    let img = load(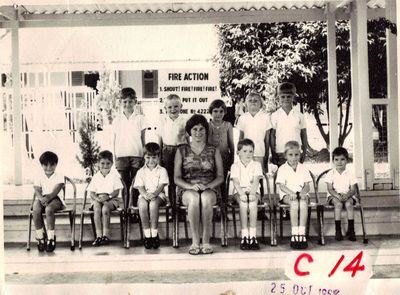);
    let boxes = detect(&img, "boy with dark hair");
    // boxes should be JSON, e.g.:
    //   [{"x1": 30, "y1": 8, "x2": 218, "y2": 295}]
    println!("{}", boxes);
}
[
  {"x1": 133, "y1": 142, "x2": 169, "y2": 249},
  {"x1": 33, "y1": 151, "x2": 65, "y2": 252}
]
